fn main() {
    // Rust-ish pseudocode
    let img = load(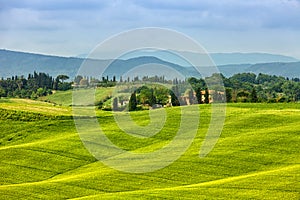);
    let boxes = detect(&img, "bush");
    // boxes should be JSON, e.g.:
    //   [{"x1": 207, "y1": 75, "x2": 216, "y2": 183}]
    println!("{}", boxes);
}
[{"x1": 58, "y1": 82, "x2": 72, "y2": 91}]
